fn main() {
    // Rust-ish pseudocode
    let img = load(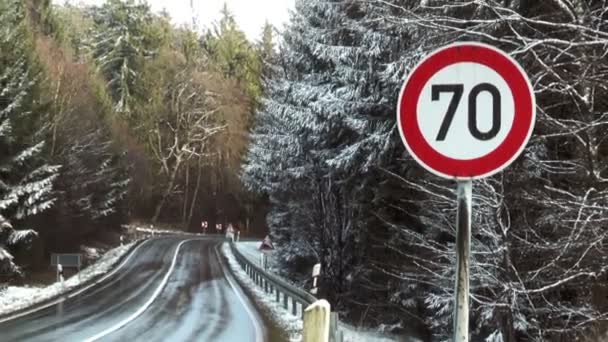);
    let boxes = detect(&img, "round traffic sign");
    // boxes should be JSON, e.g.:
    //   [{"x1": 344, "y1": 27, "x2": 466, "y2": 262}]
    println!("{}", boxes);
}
[{"x1": 397, "y1": 42, "x2": 535, "y2": 179}]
